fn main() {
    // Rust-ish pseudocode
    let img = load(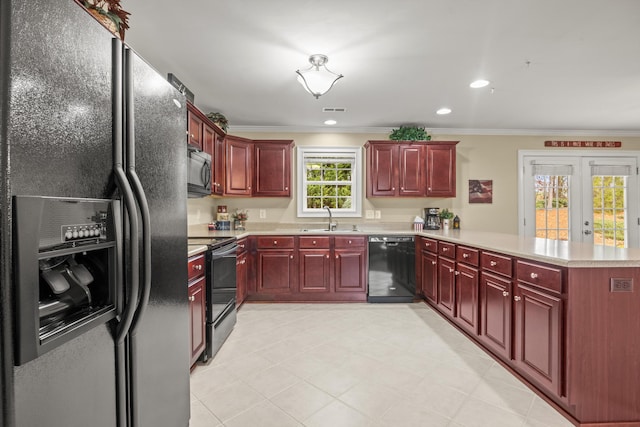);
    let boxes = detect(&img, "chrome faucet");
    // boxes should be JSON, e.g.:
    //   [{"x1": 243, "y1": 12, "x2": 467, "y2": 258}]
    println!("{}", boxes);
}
[{"x1": 324, "y1": 206, "x2": 337, "y2": 231}]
